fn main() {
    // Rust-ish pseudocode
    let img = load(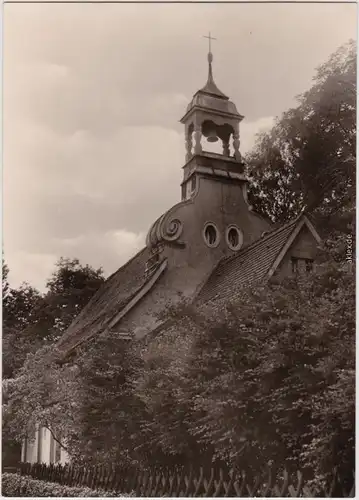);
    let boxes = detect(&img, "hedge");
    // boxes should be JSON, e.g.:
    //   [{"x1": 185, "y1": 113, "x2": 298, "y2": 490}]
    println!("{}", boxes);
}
[{"x1": 1, "y1": 473, "x2": 134, "y2": 497}]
